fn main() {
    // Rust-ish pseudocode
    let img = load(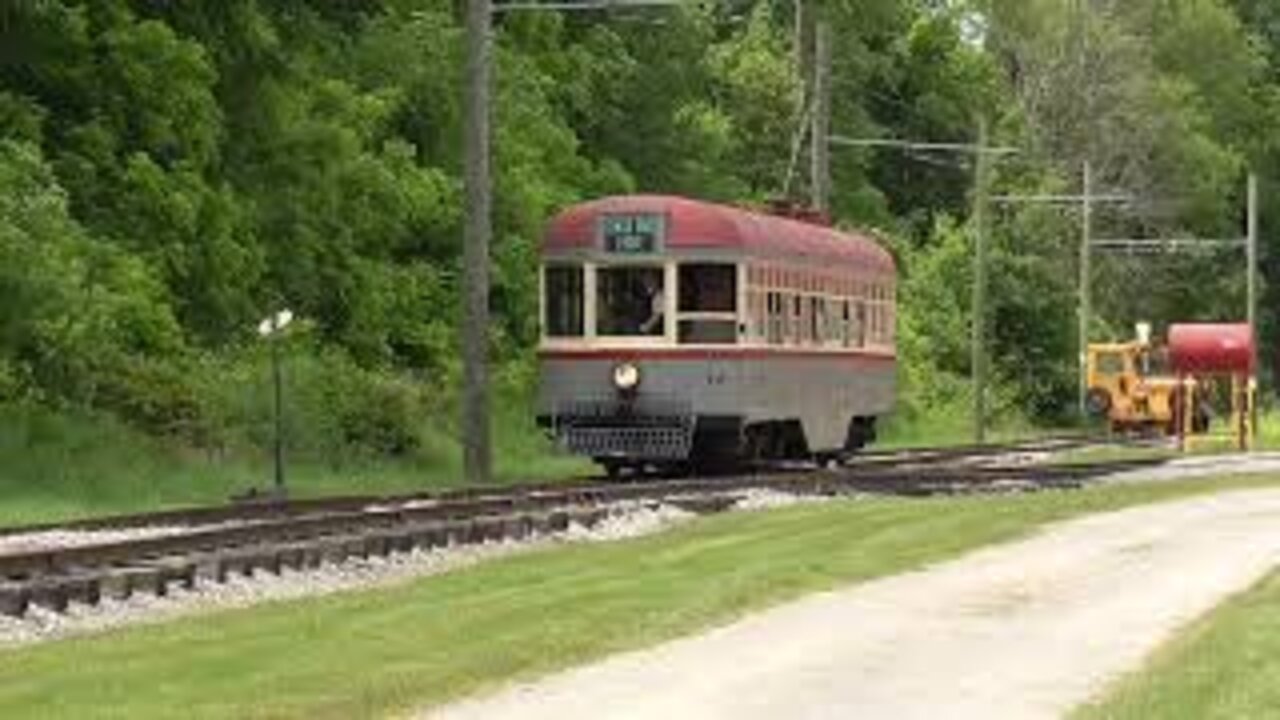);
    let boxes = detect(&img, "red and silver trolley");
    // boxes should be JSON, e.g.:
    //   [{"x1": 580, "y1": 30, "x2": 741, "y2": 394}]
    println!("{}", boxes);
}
[{"x1": 536, "y1": 195, "x2": 897, "y2": 474}]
